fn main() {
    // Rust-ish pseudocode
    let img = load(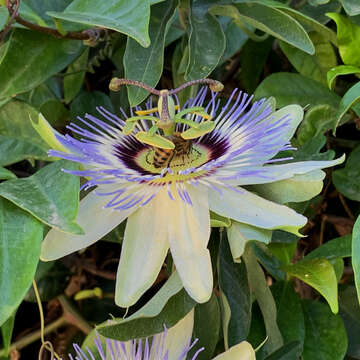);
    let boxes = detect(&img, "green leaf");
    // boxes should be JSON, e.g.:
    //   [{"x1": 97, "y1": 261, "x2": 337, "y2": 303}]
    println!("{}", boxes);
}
[
  {"x1": 254, "y1": 73, "x2": 341, "y2": 108},
  {"x1": 282, "y1": 258, "x2": 338, "y2": 313},
  {"x1": 243, "y1": 245, "x2": 283, "y2": 354},
  {"x1": 333, "y1": 145, "x2": 360, "y2": 201},
  {"x1": 335, "y1": 80, "x2": 360, "y2": 129},
  {"x1": 220, "y1": 20, "x2": 248, "y2": 64},
  {"x1": 39, "y1": 99, "x2": 70, "y2": 126},
  {"x1": 280, "y1": 32, "x2": 337, "y2": 85},
  {"x1": 97, "y1": 272, "x2": 196, "y2": 340},
  {"x1": 0, "y1": 168, "x2": 15, "y2": 181},
  {"x1": 70, "y1": 90, "x2": 114, "y2": 123},
  {"x1": 64, "y1": 48, "x2": 89, "y2": 104},
  {"x1": 0, "y1": 198, "x2": 43, "y2": 326},
  {"x1": 47, "y1": 0, "x2": 150, "y2": 47},
  {"x1": 19, "y1": 1, "x2": 47, "y2": 27},
  {"x1": 0, "y1": 311, "x2": 15, "y2": 356},
  {"x1": 218, "y1": 236, "x2": 251, "y2": 347},
  {"x1": 302, "y1": 300, "x2": 347, "y2": 360},
  {"x1": 339, "y1": 0, "x2": 360, "y2": 16},
  {"x1": 353, "y1": 216, "x2": 360, "y2": 307},
  {"x1": 339, "y1": 285, "x2": 360, "y2": 358},
  {"x1": 20, "y1": 0, "x2": 73, "y2": 27},
  {"x1": 0, "y1": 6, "x2": 8, "y2": 30},
  {"x1": 172, "y1": 41, "x2": 196, "y2": 106},
  {"x1": 124, "y1": 0, "x2": 177, "y2": 106},
  {"x1": 327, "y1": 65, "x2": 360, "y2": 90},
  {"x1": 271, "y1": 282, "x2": 305, "y2": 348},
  {"x1": 0, "y1": 160, "x2": 82, "y2": 234},
  {"x1": 268, "y1": 243, "x2": 297, "y2": 265},
  {"x1": 238, "y1": 37, "x2": 273, "y2": 94},
  {"x1": 189, "y1": 294, "x2": 220, "y2": 360},
  {"x1": 264, "y1": 341, "x2": 302, "y2": 360},
  {"x1": 0, "y1": 100, "x2": 50, "y2": 166},
  {"x1": 233, "y1": 2, "x2": 314, "y2": 54},
  {"x1": 186, "y1": 2, "x2": 225, "y2": 80},
  {"x1": 327, "y1": 13, "x2": 360, "y2": 66},
  {"x1": 257, "y1": 0, "x2": 337, "y2": 45},
  {"x1": 250, "y1": 242, "x2": 286, "y2": 281},
  {"x1": 0, "y1": 29, "x2": 83, "y2": 99},
  {"x1": 210, "y1": 211, "x2": 231, "y2": 228},
  {"x1": 305, "y1": 234, "x2": 352, "y2": 260},
  {"x1": 296, "y1": 105, "x2": 338, "y2": 146},
  {"x1": 293, "y1": 134, "x2": 335, "y2": 161}
]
